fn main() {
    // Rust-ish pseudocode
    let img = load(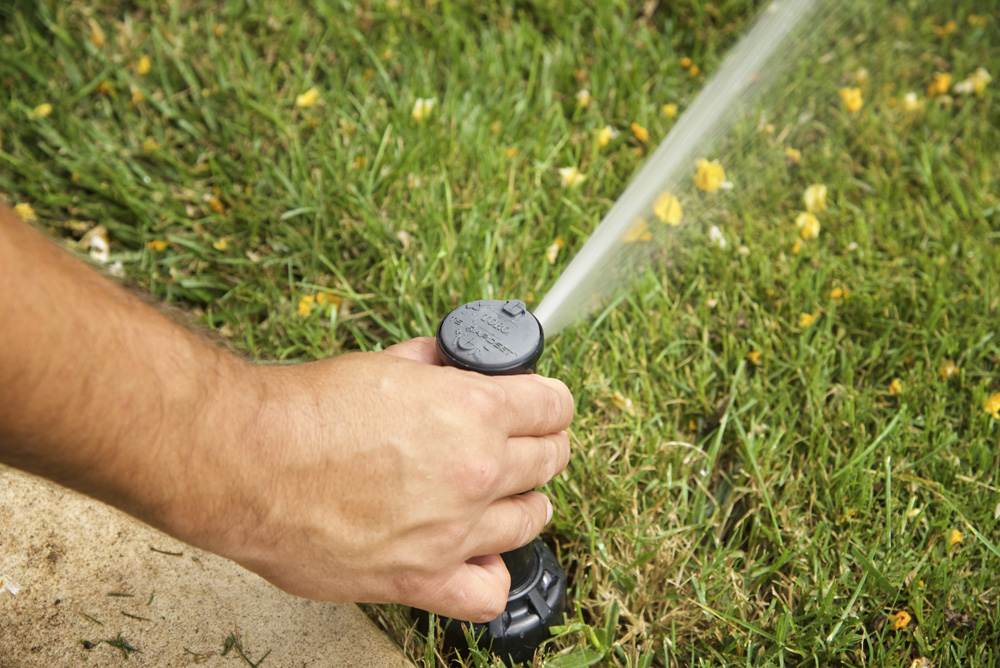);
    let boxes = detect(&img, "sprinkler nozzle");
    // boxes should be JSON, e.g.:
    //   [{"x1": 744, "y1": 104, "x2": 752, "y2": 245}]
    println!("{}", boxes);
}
[{"x1": 427, "y1": 298, "x2": 568, "y2": 665}]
